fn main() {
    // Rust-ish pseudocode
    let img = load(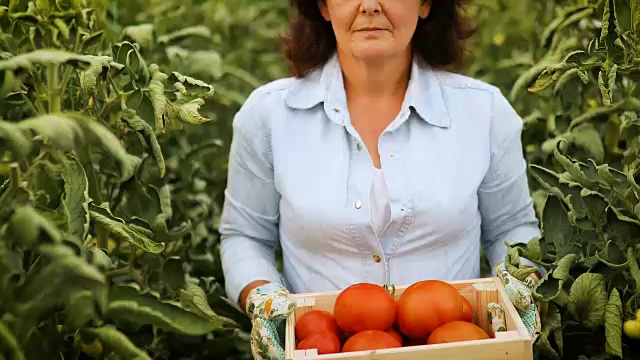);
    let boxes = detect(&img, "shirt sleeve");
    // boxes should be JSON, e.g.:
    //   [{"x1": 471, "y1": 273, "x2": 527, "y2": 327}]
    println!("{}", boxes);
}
[
  {"x1": 218, "y1": 90, "x2": 284, "y2": 307},
  {"x1": 478, "y1": 88, "x2": 541, "y2": 273}
]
